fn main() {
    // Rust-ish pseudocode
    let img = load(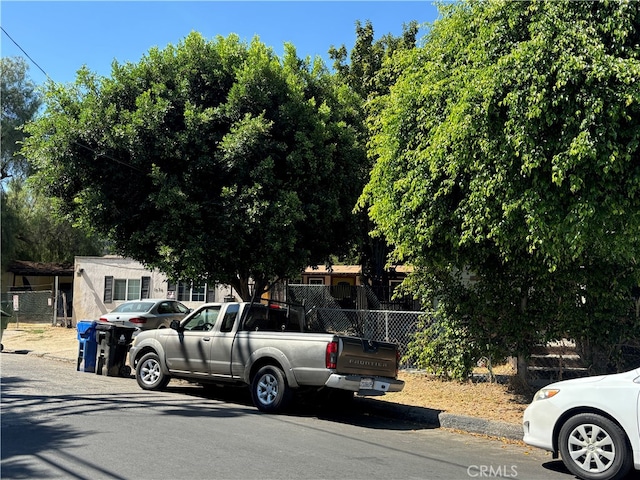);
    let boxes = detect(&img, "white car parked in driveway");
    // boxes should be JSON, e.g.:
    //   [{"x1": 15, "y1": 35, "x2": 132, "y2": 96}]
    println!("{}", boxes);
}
[{"x1": 523, "y1": 368, "x2": 640, "y2": 480}]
